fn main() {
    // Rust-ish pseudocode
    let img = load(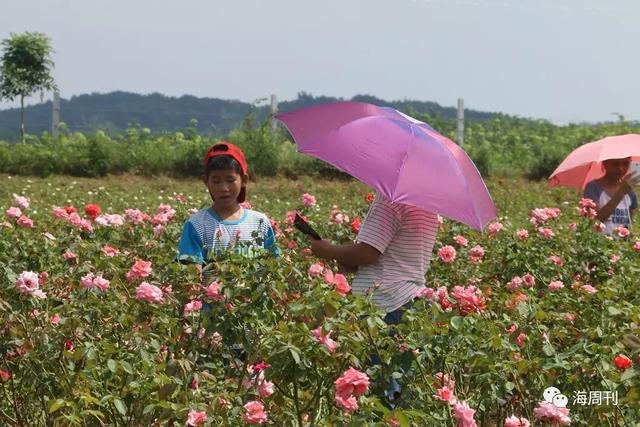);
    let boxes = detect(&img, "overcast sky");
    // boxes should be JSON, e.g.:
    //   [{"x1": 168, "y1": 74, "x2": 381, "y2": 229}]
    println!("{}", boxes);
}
[{"x1": 0, "y1": 0, "x2": 638, "y2": 123}]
